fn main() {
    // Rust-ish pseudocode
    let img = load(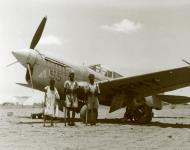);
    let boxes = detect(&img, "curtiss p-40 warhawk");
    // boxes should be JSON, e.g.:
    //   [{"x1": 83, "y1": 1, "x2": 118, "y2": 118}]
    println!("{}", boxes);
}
[{"x1": 10, "y1": 16, "x2": 190, "y2": 124}]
